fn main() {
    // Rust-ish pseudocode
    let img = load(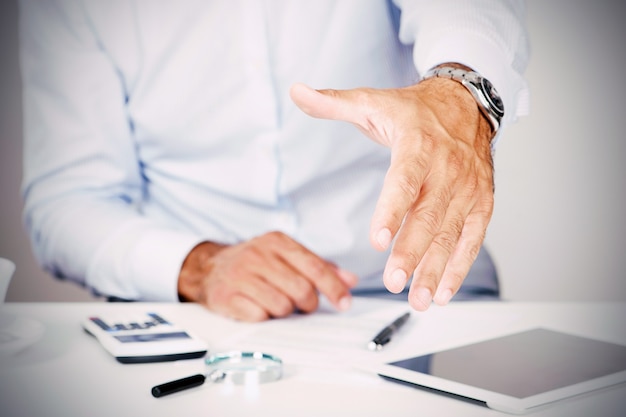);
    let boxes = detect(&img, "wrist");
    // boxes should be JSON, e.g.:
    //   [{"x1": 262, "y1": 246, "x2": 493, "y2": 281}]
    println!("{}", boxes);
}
[
  {"x1": 177, "y1": 241, "x2": 227, "y2": 302},
  {"x1": 415, "y1": 76, "x2": 492, "y2": 149},
  {"x1": 422, "y1": 63, "x2": 503, "y2": 141}
]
